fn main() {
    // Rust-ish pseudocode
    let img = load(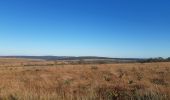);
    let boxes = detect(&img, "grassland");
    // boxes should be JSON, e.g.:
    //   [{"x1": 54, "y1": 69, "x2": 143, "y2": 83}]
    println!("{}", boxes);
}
[{"x1": 0, "y1": 58, "x2": 169, "y2": 100}]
